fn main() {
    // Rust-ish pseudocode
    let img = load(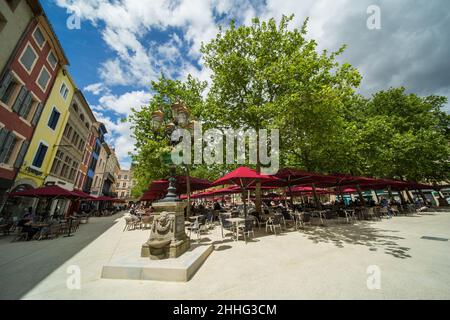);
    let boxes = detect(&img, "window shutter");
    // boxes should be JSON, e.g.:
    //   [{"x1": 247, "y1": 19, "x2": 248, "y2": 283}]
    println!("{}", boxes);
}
[
  {"x1": 12, "y1": 86, "x2": 27, "y2": 113},
  {"x1": 0, "y1": 128, "x2": 9, "y2": 152},
  {"x1": 14, "y1": 140, "x2": 30, "y2": 169},
  {"x1": 53, "y1": 111, "x2": 60, "y2": 128},
  {"x1": 0, "y1": 71, "x2": 13, "y2": 99},
  {"x1": 31, "y1": 102, "x2": 44, "y2": 126},
  {"x1": 0, "y1": 132, "x2": 14, "y2": 164},
  {"x1": 19, "y1": 91, "x2": 33, "y2": 118}
]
